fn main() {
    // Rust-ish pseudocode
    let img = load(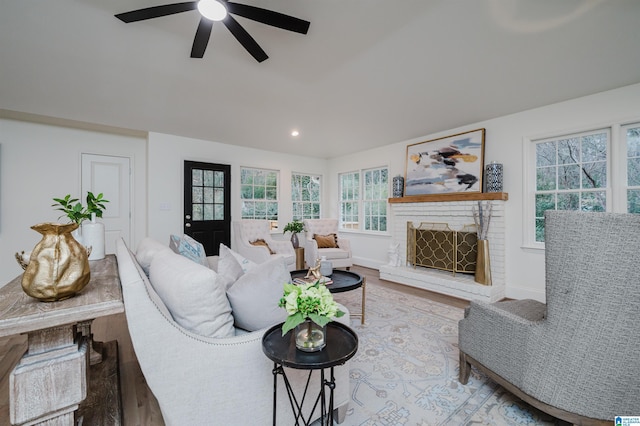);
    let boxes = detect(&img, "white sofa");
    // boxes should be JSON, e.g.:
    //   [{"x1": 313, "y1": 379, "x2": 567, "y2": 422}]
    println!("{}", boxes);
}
[
  {"x1": 115, "y1": 238, "x2": 351, "y2": 425},
  {"x1": 303, "y1": 219, "x2": 353, "y2": 270},
  {"x1": 232, "y1": 220, "x2": 297, "y2": 271}
]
